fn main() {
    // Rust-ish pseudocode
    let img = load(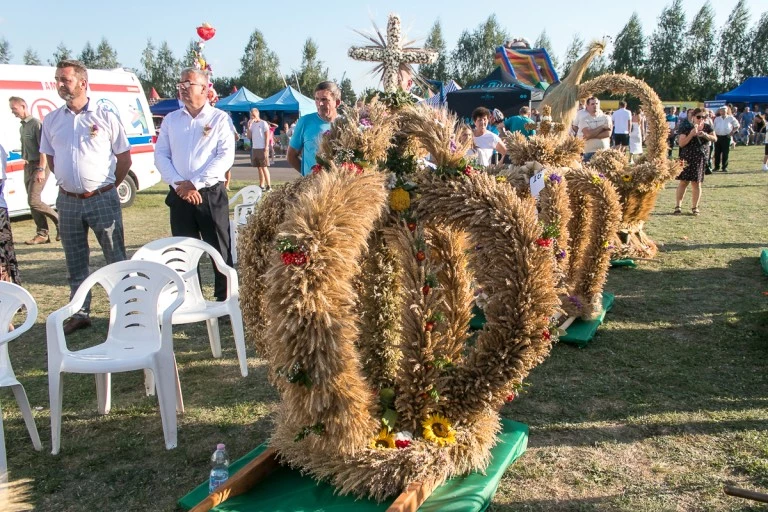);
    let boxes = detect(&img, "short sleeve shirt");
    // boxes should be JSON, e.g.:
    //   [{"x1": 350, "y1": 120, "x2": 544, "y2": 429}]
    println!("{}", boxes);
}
[
  {"x1": 578, "y1": 113, "x2": 612, "y2": 153},
  {"x1": 504, "y1": 115, "x2": 535, "y2": 137},
  {"x1": 473, "y1": 131, "x2": 501, "y2": 167},
  {"x1": 40, "y1": 100, "x2": 130, "y2": 193},
  {"x1": 289, "y1": 113, "x2": 331, "y2": 176},
  {"x1": 249, "y1": 119, "x2": 270, "y2": 149}
]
